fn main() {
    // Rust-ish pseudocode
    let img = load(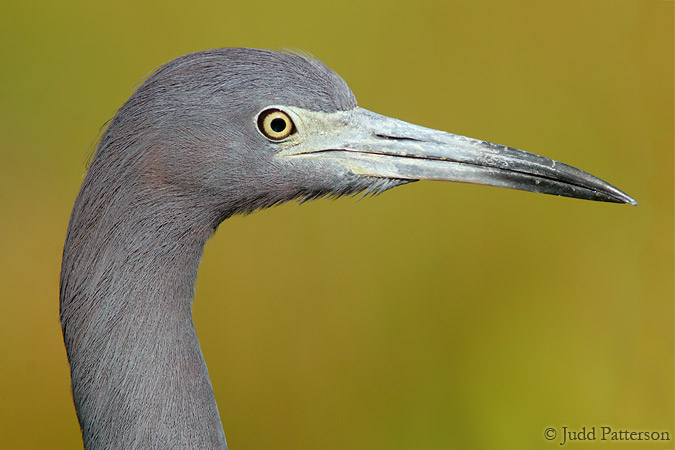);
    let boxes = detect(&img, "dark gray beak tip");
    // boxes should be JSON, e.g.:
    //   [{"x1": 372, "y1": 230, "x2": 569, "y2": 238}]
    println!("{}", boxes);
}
[{"x1": 594, "y1": 183, "x2": 638, "y2": 206}]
